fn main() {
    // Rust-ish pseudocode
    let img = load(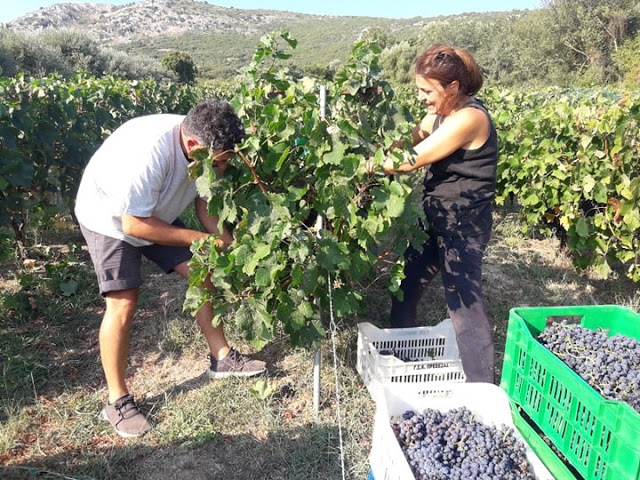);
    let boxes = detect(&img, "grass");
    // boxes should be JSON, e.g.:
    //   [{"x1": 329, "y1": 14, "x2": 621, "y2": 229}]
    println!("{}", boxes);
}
[{"x1": 1, "y1": 208, "x2": 638, "y2": 479}]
